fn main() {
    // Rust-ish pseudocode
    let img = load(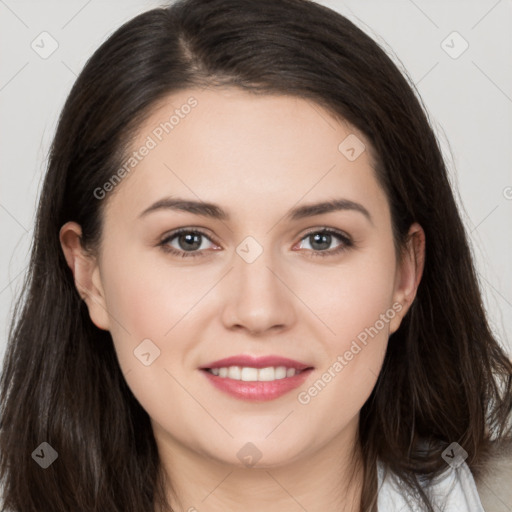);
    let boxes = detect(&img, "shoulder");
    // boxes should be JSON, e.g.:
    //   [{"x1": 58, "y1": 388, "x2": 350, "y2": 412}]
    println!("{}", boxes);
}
[{"x1": 473, "y1": 439, "x2": 512, "y2": 512}]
